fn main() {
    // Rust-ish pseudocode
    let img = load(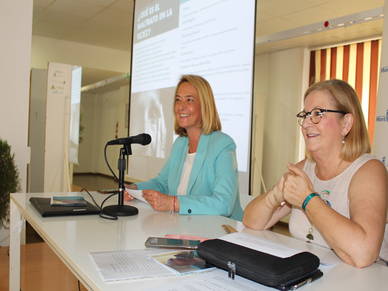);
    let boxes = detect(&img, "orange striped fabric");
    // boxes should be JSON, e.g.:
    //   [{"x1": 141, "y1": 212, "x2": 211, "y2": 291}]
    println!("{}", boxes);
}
[{"x1": 309, "y1": 39, "x2": 381, "y2": 143}]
